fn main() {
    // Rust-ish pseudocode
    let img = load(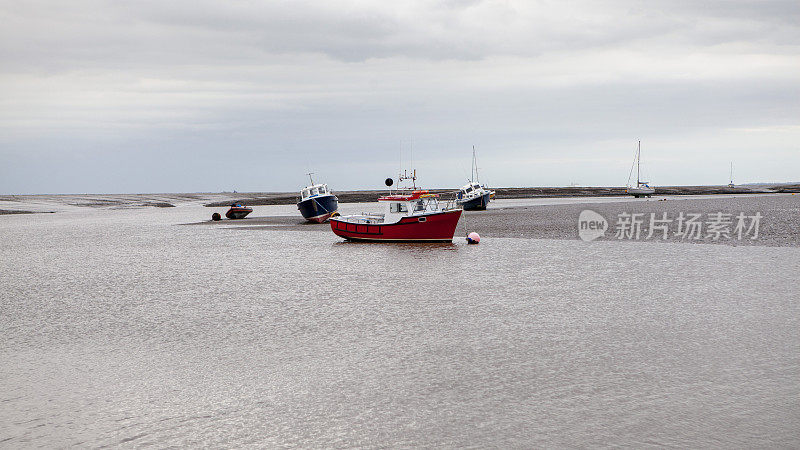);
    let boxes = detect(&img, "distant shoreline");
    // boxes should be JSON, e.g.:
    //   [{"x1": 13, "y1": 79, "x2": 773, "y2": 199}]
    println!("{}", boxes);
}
[
  {"x1": 203, "y1": 184, "x2": 800, "y2": 207},
  {"x1": 0, "y1": 209, "x2": 38, "y2": 215},
  {"x1": 1, "y1": 184, "x2": 798, "y2": 214}
]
